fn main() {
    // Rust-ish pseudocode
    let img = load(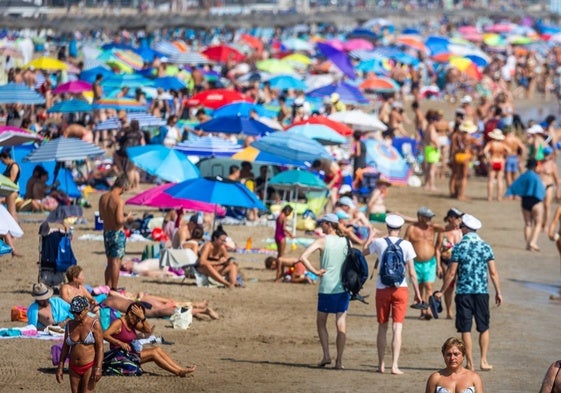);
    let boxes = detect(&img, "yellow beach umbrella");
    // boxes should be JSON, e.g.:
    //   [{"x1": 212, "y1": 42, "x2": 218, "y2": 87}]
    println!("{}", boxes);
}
[
  {"x1": 25, "y1": 56, "x2": 68, "y2": 71},
  {"x1": 282, "y1": 53, "x2": 312, "y2": 66}
]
